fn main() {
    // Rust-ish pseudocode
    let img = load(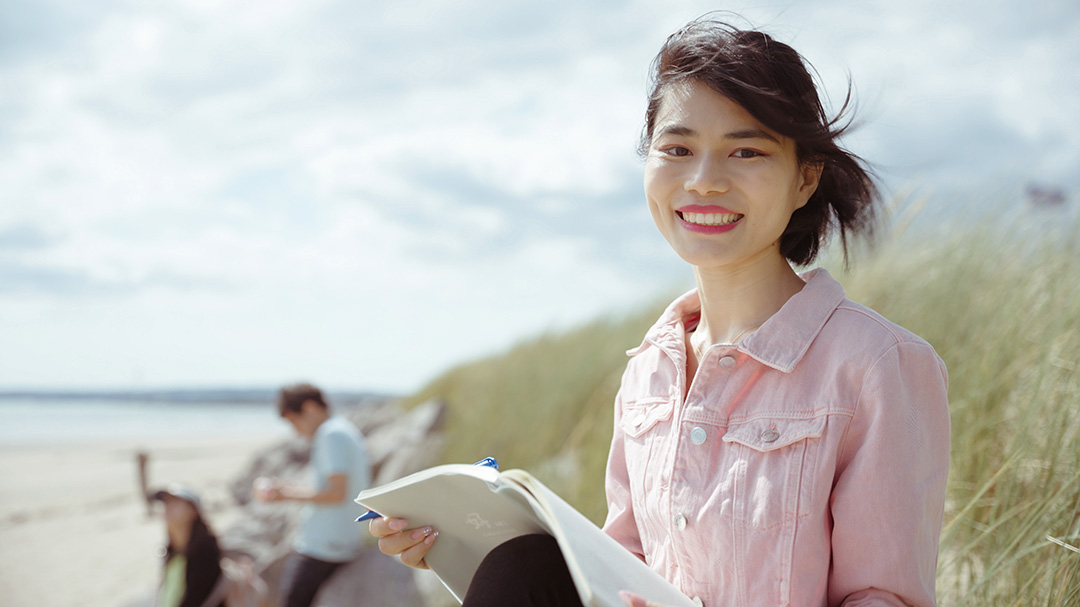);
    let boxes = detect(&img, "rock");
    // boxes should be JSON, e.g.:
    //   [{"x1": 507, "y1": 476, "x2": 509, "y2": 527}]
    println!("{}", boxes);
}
[
  {"x1": 312, "y1": 550, "x2": 427, "y2": 607},
  {"x1": 219, "y1": 398, "x2": 450, "y2": 606},
  {"x1": 228, "y1": 437, "x2": 311, "y2": 507},
  {"x1": 366, "y1": 400, "x2": 447, "y2": 486},
  {"x1": 340, "y1": 398, "x2": 409, "y2": 437}
]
